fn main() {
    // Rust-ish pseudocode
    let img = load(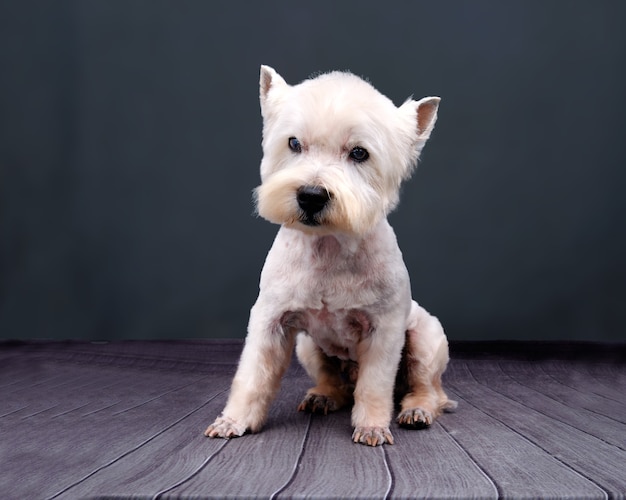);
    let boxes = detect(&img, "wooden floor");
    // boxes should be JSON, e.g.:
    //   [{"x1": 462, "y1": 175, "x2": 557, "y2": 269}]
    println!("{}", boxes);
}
[{"x1": 0, "y1": 340, "x2": 625, "y2": 499}]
